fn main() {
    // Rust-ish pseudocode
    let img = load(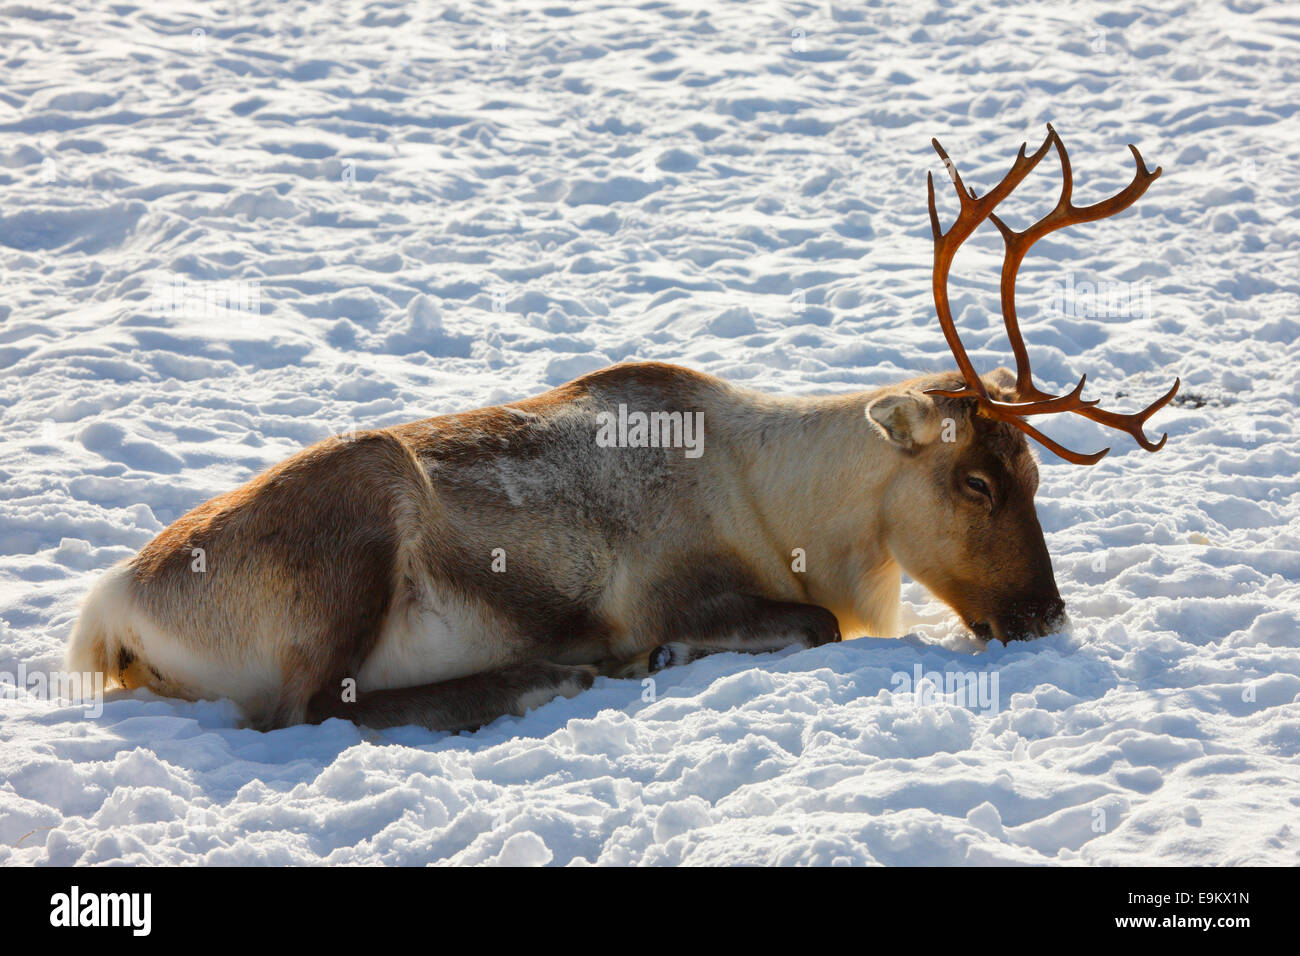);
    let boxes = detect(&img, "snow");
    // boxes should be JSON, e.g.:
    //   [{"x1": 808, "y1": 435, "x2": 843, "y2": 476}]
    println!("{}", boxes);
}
[{"x1": 2, "y1": 0, "x2": 1299, "y2": 865}]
